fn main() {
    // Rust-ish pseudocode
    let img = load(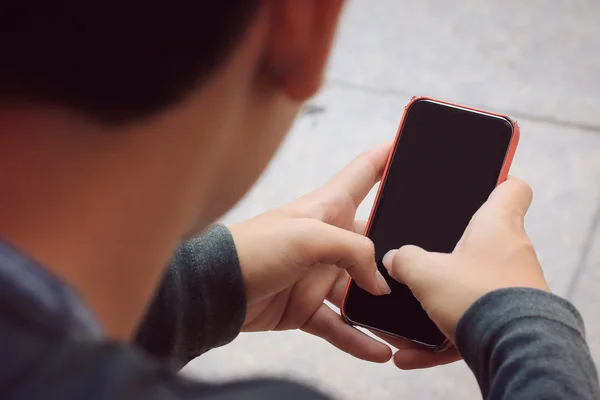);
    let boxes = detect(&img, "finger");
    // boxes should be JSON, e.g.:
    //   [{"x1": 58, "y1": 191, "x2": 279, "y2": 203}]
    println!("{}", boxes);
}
[
  {"x1": 326, "y1": 270, "x2": 350, "y2": 308},
  {"x1": 483, "y1": 177, "x2": 533, "y2": 219},
  {"x1": 372, "y1": 331, "x2": 430, "y2": 350},
  {"x1": 330, "y1": 275, "x2": 459, "y2": 369},
  {"x1": 373, "y1": 330, "x2": 461, "y2": 368},
  {"x1": 298, "y1": 220, "x2": 390, "y2": 296},
  {"x1": 353, "y1": 220, "x2": 368, "y2": 235},
  {"x1": 323, "y1": 226, "x2": 362, "y2": 309},
  {"x1": 382, "y1": 245, "x2": 441, "y2": 300},
  {"x1": 393, "y1": 346, "x2": 461, "y2": 370},
  {"x1": 322, "y1": 143, "x2": 393, "y2": 208},
  {"x1": 275, "y1": 265, "x2": 340, "y2": 330},
  {"x1": 302, "y1": 303, "x2": 392, "y2": 363}
]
